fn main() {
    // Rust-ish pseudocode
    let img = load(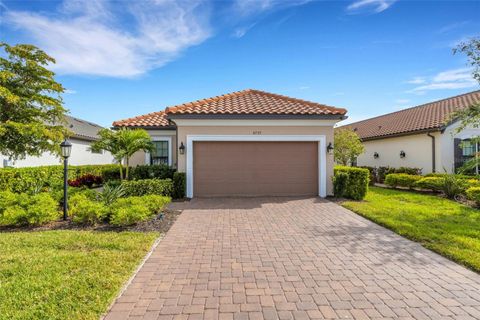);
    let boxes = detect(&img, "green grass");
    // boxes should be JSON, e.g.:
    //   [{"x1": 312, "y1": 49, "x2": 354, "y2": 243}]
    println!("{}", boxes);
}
[
  {"x1": 0, "y1": 230, "x2": 158, "y2": 320},
  {"x1": 342, "y1": 187, "x2": 480, "y2": 273}
]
